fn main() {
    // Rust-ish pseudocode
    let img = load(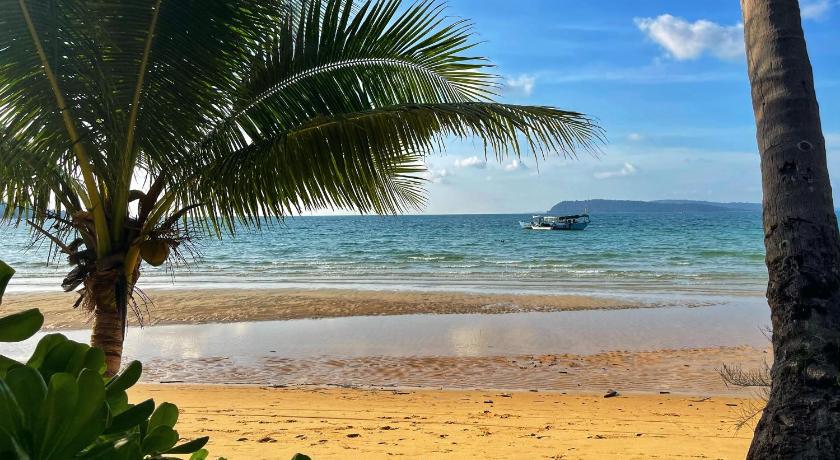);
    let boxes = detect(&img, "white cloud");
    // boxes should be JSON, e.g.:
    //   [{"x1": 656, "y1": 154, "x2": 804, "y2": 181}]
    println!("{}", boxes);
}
[
  {"x1": 628, "y1": 132, "x2": 645, "y2": 142},
  {"x1": 801, "y1": 0, "x2": 834, "y2": 20},
  {"x1": 425, "y1": 167, "x2": 450, "y2": 183},
  {"x1": 594, "y1": 162, "x2": 638, "y2": 180},
  {"x1": 504, "y1": 74, "x2": 536, "y2": 97},
  {"x1": 454, "y1": 156, "x2": 487, "y2": 169},
  {"x1": 503, "y1": 159, "x2": 527, "y2": 172},
  {"x1": 635, "y1": 15, "x2": 744, "y2": 61}
]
